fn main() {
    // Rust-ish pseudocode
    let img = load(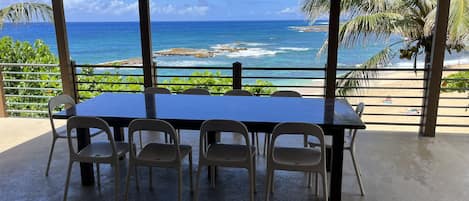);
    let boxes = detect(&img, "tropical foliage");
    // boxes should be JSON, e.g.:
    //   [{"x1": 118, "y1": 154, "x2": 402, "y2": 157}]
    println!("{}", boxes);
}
[
  {"x1": 442, "y1": 71, "x2": 469, "y2": 93},
  {"x1": 302, "y1": 0, "x2": 469, "y2": 95},
  {"x1": 0, "y1": 36, "x2": 60, "y2": 117},
  {"x1": 0, "y1": 2, "x2": 53, "y2": 28}
]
